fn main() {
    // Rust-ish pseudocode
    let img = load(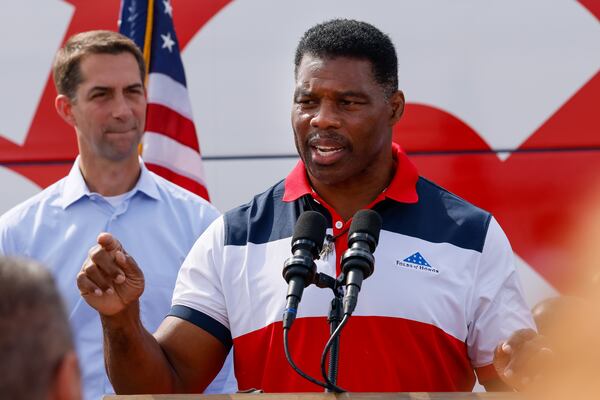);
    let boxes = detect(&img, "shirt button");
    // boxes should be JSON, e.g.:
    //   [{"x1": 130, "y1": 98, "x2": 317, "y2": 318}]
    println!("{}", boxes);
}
[{"x1": 335, "y1": 221, "x2": 343, "y2": 229}]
